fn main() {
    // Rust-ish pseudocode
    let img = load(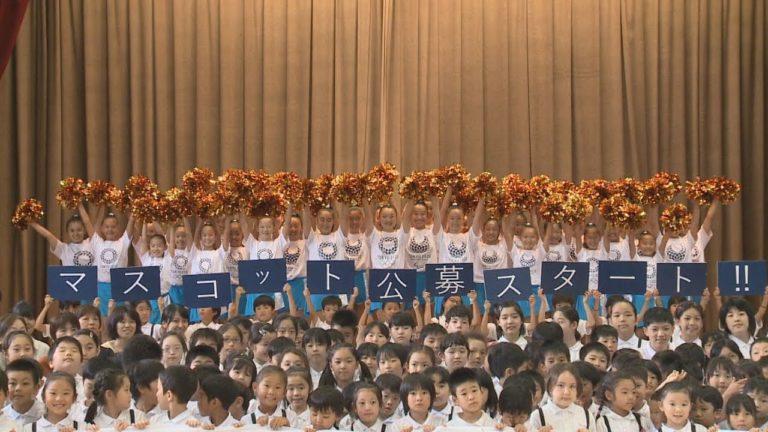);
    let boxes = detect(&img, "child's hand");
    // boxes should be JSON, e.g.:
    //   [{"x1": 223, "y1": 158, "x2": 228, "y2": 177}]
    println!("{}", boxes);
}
[
  {"x1": 303, "y1": 427, "x2": 316, "y2": 432},
  {"x1": 134, "y1": 420, "x2": 149, "y2": 430},
  {"x1": 702, "y1": 287, "x2": 711, "y2": 302},
  {"x1": 44, "y1": 294, "x2": 54, "y2": 307},
  {"x1": 423, "y1": 291, "x2": 432, "y2": 303},
  {"x1": 423, "y1": 425, "x2": 435, "y2": 432},
  {"x1": 114, "y1": 421, "x2": 129, "y2": 432},
  {"x1": 652, "y1": 289, "x2": 660, "y2": 300},
  {"x1": 412, "y1": 297, "x2": 420, "y2": 309},
  {"x1": 232, "y1": 422, "x2": 245, "y2": 428},
  {"x1": 352, "y1": 287, "x2": 359, "y2": 297},
  {"x1": 365, "y1": 299, "x2": 372, "y2": 309},
  {"x1": 236, "y1": 286, "x2": 246, "y2": 297},
  {"x1": 528, "y1": 294, "x2": 535, "y2": 305},
  {"x1": 108, "y1": 299, "x2": 116, "y2": 311},
  {"x1": 85, "y1": 425, "x2": 100, "y2": 432},
  {"x1": 92, "y1": 297, "x2": 100, "y2": 308},
  {"x1": 537, "y1": 426, "x2": 553, "y2": 432},
  {"x1": 186, "y1": 419, "x2": 202, "y2": 428},
  {"x1": 576, "y1": 429, "x2": 589, "y2": 432},
  {"x1": 468, "y1": 290, "x2": 477, "y2": 304},
  {"x1": 484, "y1": 300, "x2": 491, "y2": 312},
  {"x1": 714, "y1": 286, "x2": 721, "y2": 298},
  {"x1": 592, "y1": 290, "x2": 601, "y2": 300},
  {"x1": 59, "y1": 426, "x2": 76, "y2": 432},
  {"x1": 269, "y1": 417, "x2": 290, "y2": 429},
  {"x1": 303, "y1": 287, "x2": 311, "y2": 297},
  {"x1": 401, "y1": 426, "x2": 414, "y2": 432},
  {"x1": 514, "y1": 425, "x2": 527, "y2": 432},
  {"x1": 494, "y1": 423, "x2": 505, "y2": 431},
  {"x1": 283, "y1": 283, "x2": 291, "y2": 294},
  {"x1": 657, "y1": 370, "x2": 687, "y2": 390},
  {"x1": 256, "y1": 415, "x2": 270, "y2": 427},
  {"x1": 201, "y1": 423, "x2": 216, "y2": 430},
  {"x1": 644, "y1": 289, "x2": 653, "y2": 300}
]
